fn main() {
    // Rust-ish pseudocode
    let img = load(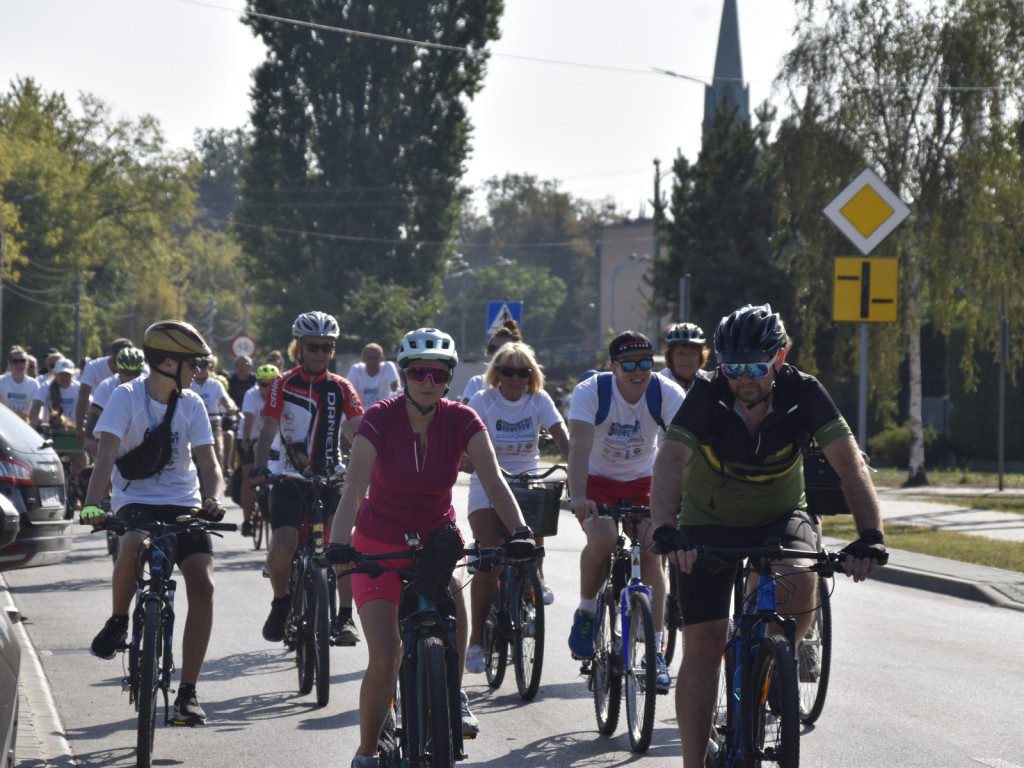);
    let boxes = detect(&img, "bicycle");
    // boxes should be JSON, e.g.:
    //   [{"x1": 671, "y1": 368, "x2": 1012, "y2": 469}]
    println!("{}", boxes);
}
[
  {"x1": 267, "y1": 469, "x2": 345, "y2": 707},
  {"x1": 482, "y1": 464, "x2": 564, "y2": 701},
  {"x1": 93, "y1": 514, "x2": 236, "y2": 768},
  {"x1": 688, "y1": 540, "x2": 887, "y2": 768},
  {"x1": 251, "y1": 484, "x2": 270, "y2": 550},
  {"x1": 328, "y1": 534, "x2": 514, "y2": 768},
  {"x1": 579, "y1": 501, "x2": 660, "y2": 753},
  {"x1": 40, "y1": 424, "x2": 85, "y2": 516}
]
